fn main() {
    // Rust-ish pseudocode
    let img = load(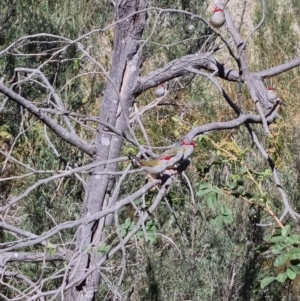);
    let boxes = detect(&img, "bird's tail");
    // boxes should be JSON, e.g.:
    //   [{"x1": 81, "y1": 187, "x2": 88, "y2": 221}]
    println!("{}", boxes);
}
[{"x1": 128, "y1": 153, "x2": 142, "y2": 163}]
